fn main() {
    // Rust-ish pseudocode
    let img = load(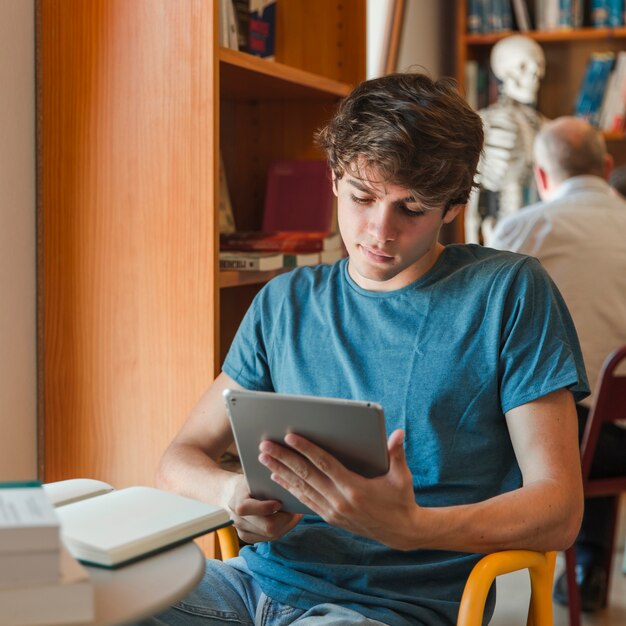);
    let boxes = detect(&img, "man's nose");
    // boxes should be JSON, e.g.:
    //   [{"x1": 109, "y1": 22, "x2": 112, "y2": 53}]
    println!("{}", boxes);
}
[{"x1": 368, "y1": 205, "x2": 396, "y2": 242}]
